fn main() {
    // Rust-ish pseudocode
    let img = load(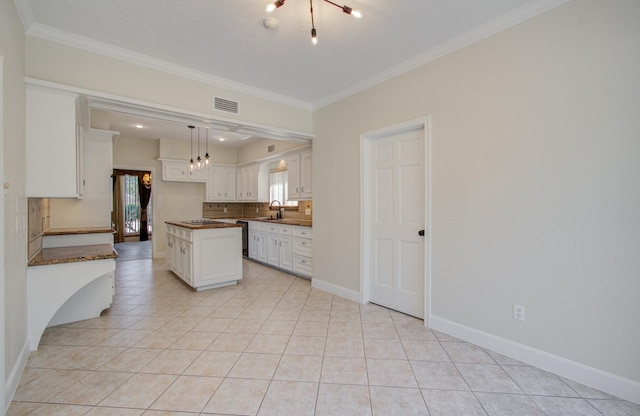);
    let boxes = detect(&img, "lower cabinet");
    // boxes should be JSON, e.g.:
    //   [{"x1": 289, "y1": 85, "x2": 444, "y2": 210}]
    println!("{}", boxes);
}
[
  {"x1": 249, "y1": 221, "x2": 311, "y2": 278},
  {"x1": 166, "y1": 224, "x2": 242, "y2": 290}
]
